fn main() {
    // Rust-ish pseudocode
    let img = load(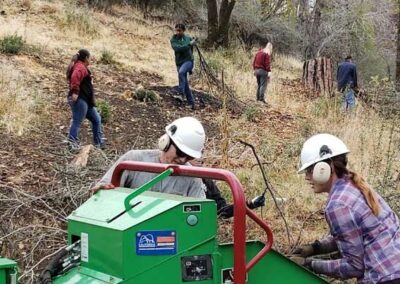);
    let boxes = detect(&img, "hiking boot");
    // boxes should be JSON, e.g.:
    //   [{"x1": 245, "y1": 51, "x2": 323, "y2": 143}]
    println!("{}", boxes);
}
[
  {"x1": 67, "y1": 141, "x2": 81, "y2": 152},
  {"x1": 185, "y1": 104, "x2": 195, "y2": 110},
  {"x1": 95, "y1": 143, "x2": 106, "y2": 150},
  {"x1": 173, "y1": 94, "x2": 184, "y2": 103}
]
